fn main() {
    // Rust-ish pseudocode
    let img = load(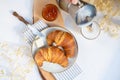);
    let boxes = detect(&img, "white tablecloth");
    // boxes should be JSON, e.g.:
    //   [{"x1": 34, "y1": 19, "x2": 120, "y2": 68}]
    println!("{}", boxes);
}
[
  {"x1": 0, "y1": 0, "x2": 33, "y2": 44},
  {"x1": 0, "y1": 0, "x2": 120, "y2": 80},
  {"x1": 0, "y1": 0, "x2": 43, "y2": 80}
]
